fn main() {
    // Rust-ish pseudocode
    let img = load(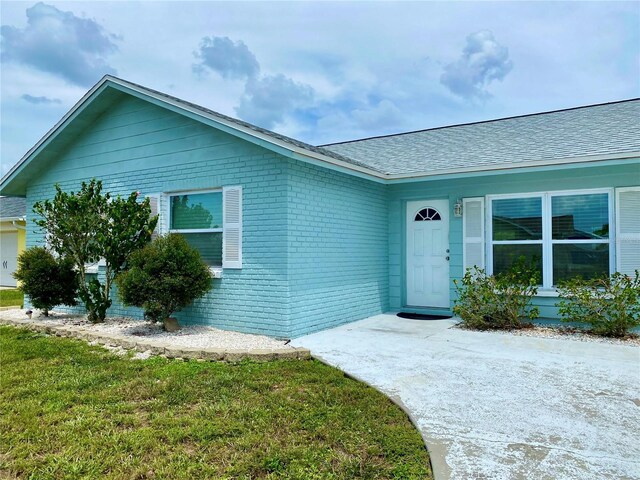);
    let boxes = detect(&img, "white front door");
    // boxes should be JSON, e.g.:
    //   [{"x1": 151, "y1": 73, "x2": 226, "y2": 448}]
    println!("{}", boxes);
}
[
  {"x1": 0, "y1": 232, "x2": 18, "y2": 287},
  {"x1": 406, "y1": 199, "x2": 450, "y2": 308}
]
